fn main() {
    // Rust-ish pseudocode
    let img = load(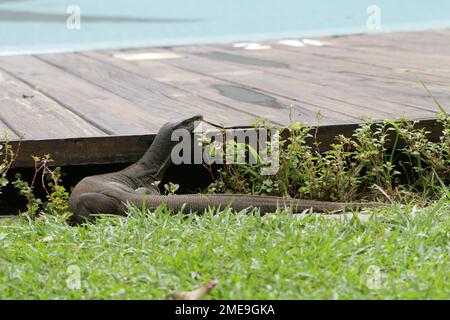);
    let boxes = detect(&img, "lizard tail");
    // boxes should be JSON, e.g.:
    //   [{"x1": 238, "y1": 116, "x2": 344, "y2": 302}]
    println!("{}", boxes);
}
[{"x1": 124, "y1": 193, "x2": 380, "y2": 214}]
